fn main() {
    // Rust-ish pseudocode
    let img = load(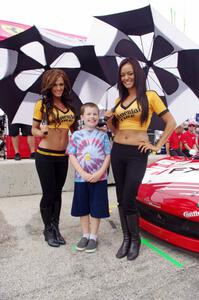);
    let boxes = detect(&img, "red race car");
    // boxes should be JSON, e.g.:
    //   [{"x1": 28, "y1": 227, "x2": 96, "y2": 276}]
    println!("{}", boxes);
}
[{"x1": 137, "y1": 156, "x2": 199, "y2": 253}]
